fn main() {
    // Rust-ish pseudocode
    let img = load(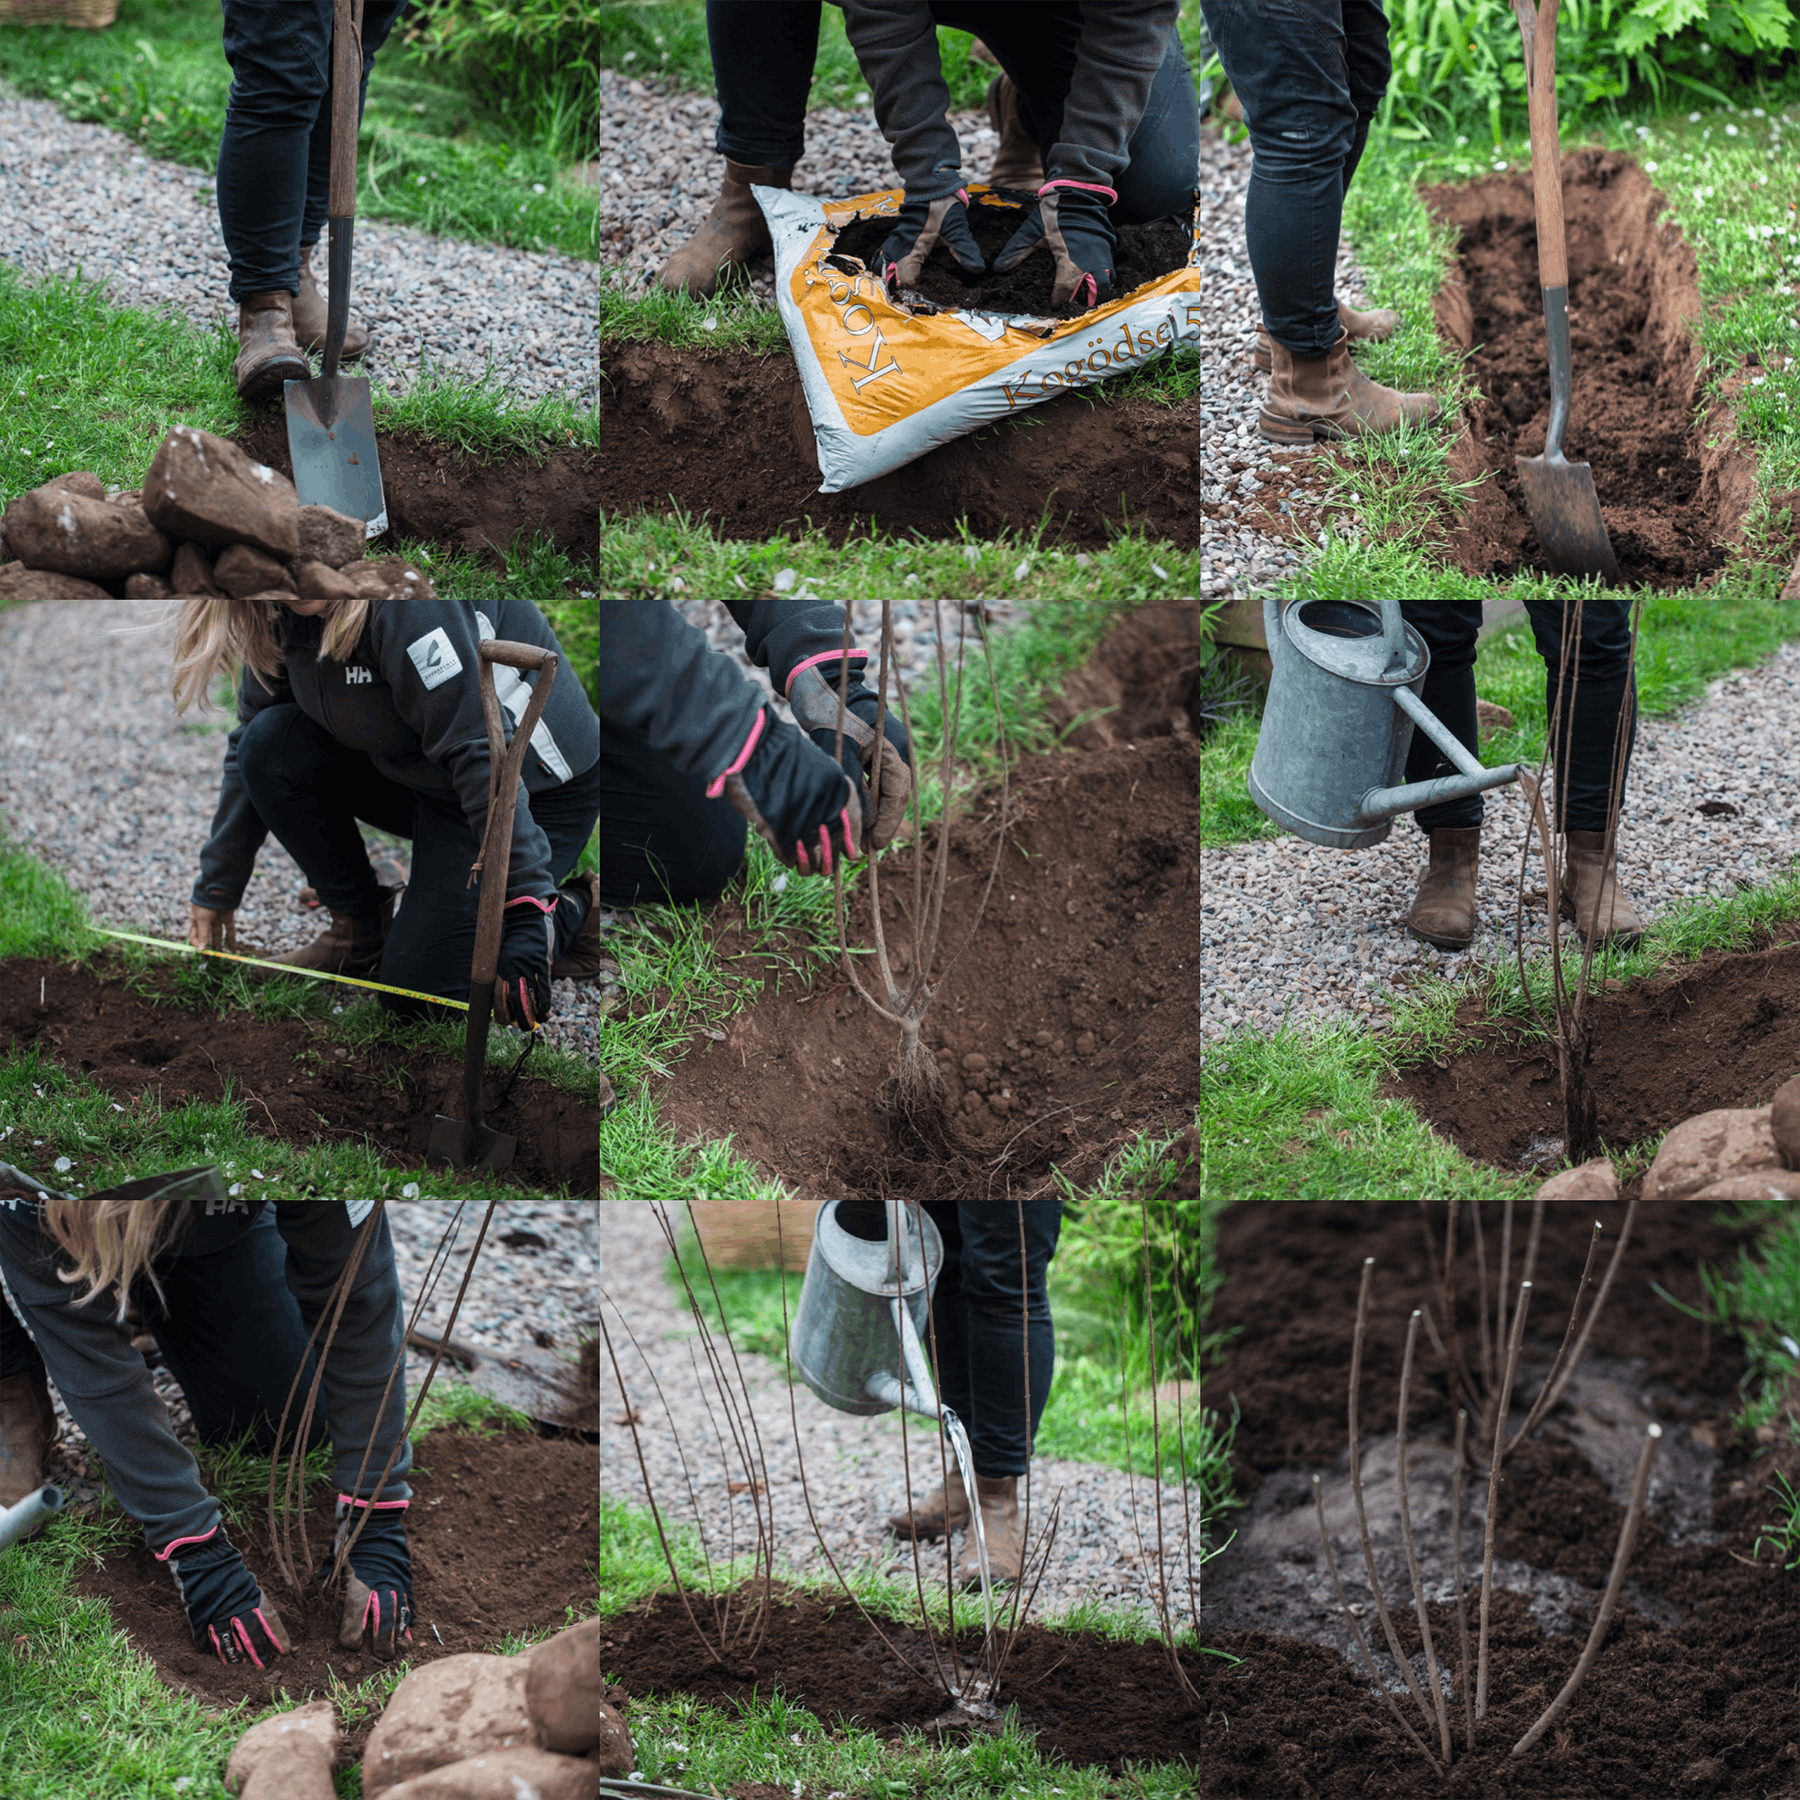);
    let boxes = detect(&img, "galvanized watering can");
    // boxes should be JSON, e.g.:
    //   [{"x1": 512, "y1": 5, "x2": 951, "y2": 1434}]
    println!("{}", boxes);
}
[{"x1": 1248, "y1": 597, "x2": 1521, "y2": 849}]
